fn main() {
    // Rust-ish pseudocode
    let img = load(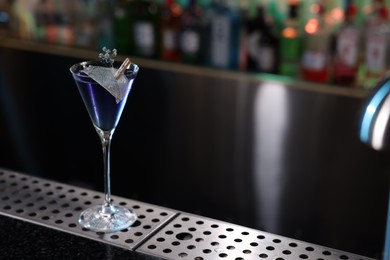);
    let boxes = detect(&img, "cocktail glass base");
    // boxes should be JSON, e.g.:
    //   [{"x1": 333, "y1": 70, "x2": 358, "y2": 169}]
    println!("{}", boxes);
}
[{"x1": 78, "y1": 204, "x2": 137, "y2": 233}]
